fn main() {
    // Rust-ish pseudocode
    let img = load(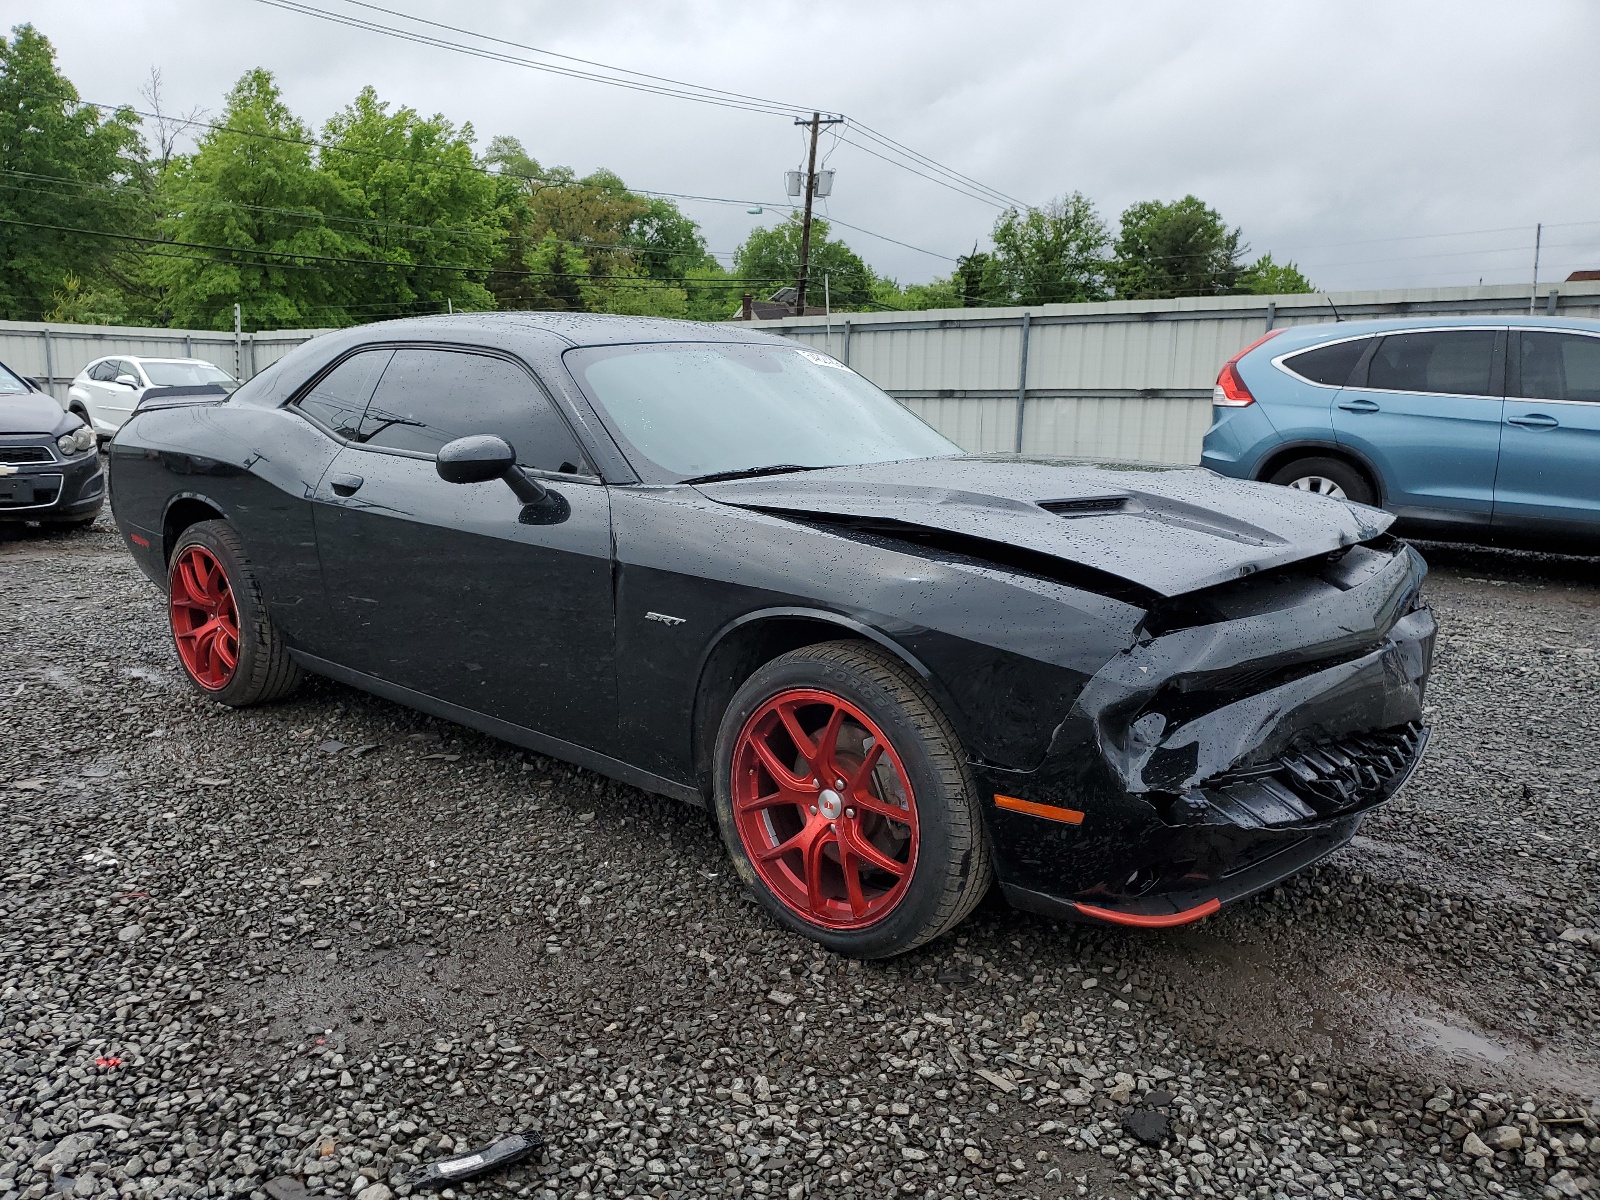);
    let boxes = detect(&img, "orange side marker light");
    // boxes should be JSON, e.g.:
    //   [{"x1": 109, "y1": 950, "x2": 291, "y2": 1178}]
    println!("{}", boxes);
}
[{"x1": 994, "y1": 794, "x2": 1084, "y2": 824}]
